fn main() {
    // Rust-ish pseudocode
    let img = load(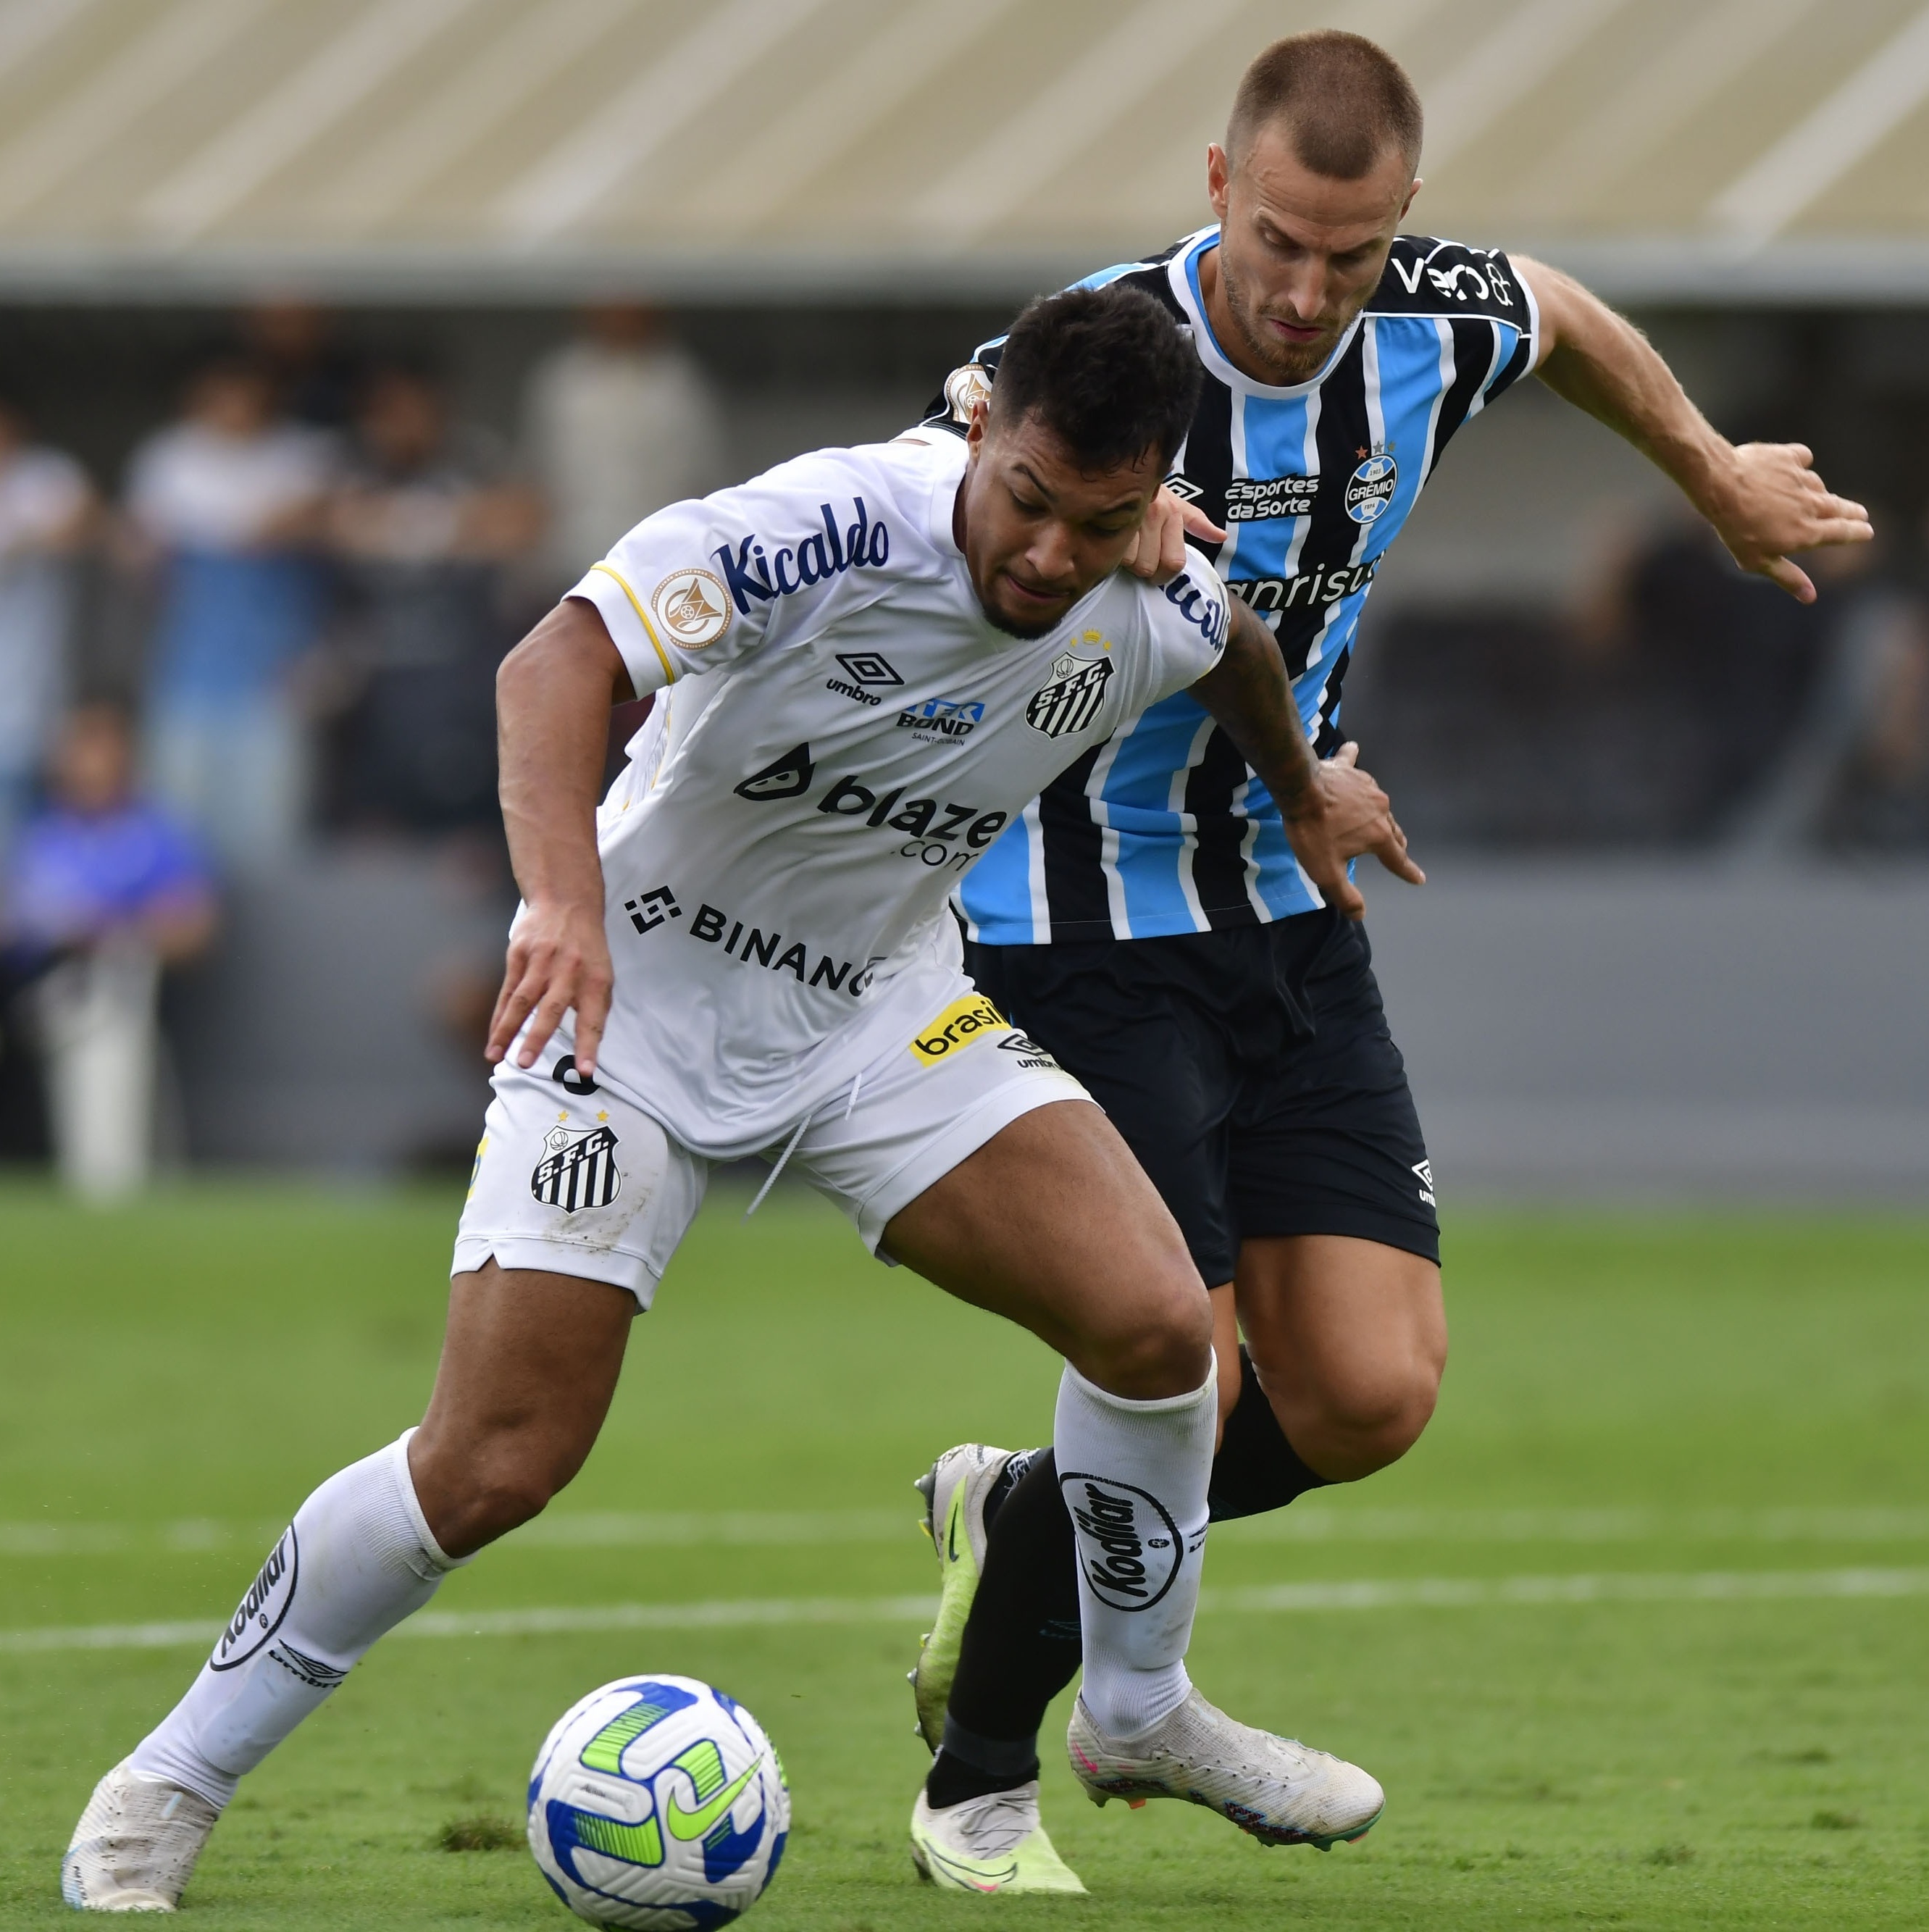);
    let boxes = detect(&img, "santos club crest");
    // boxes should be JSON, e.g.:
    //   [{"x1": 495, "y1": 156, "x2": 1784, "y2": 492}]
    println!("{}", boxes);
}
[
  {"x1": 531, "y1": 1121, "x2": 622, "y2": 1213},
  {"x1": 1026, "y1": 650, "x2": 1113, "y2": 739}
]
